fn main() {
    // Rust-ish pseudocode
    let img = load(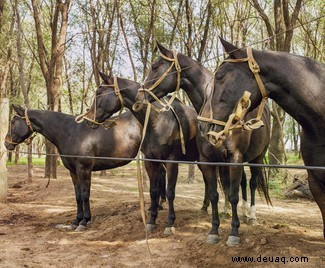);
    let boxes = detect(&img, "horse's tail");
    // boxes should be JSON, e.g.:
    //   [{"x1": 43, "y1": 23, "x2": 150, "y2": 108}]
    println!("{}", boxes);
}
[{"x1": 257, "y1": 163, "x2": 272, "y2": 206}]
